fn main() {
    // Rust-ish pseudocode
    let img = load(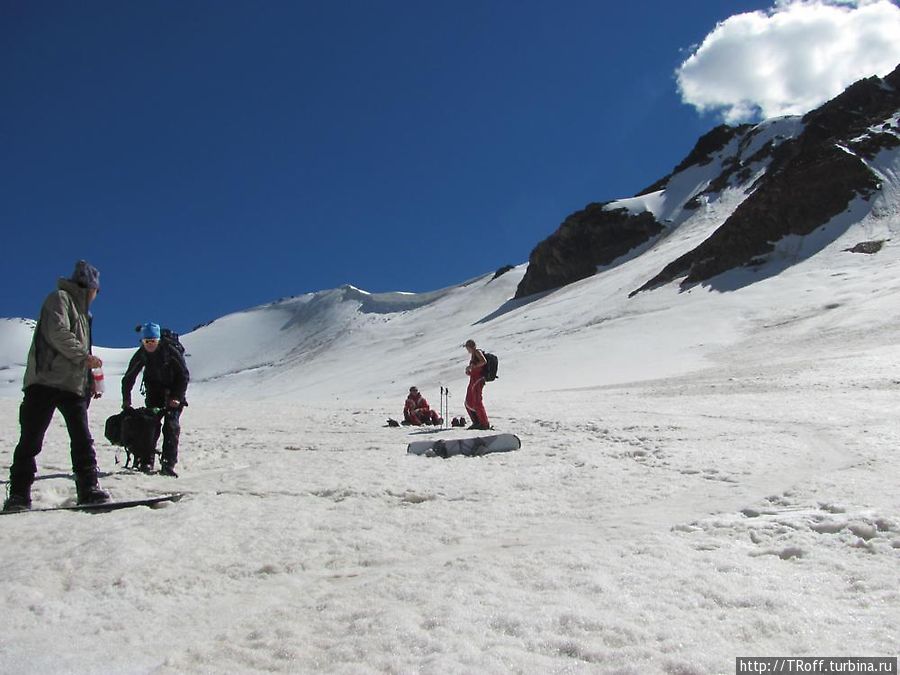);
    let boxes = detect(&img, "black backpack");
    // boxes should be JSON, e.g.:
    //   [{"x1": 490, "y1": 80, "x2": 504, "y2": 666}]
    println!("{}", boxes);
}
[
  {"x1": 104, "y1": 409, "x2": 130, "y2": 446},
  {"x1": 121, "y1": 408, "x2": 161, "y2": 469},
  {"x1": 483, "y1": 351, "x2": 499, "y2": 382},
  {"x1": 105, "y1": 407, "x2": 161, "y2": 470},
  {"x1": 160, "y1": 328, "x2": 186, "y2": 358}
]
